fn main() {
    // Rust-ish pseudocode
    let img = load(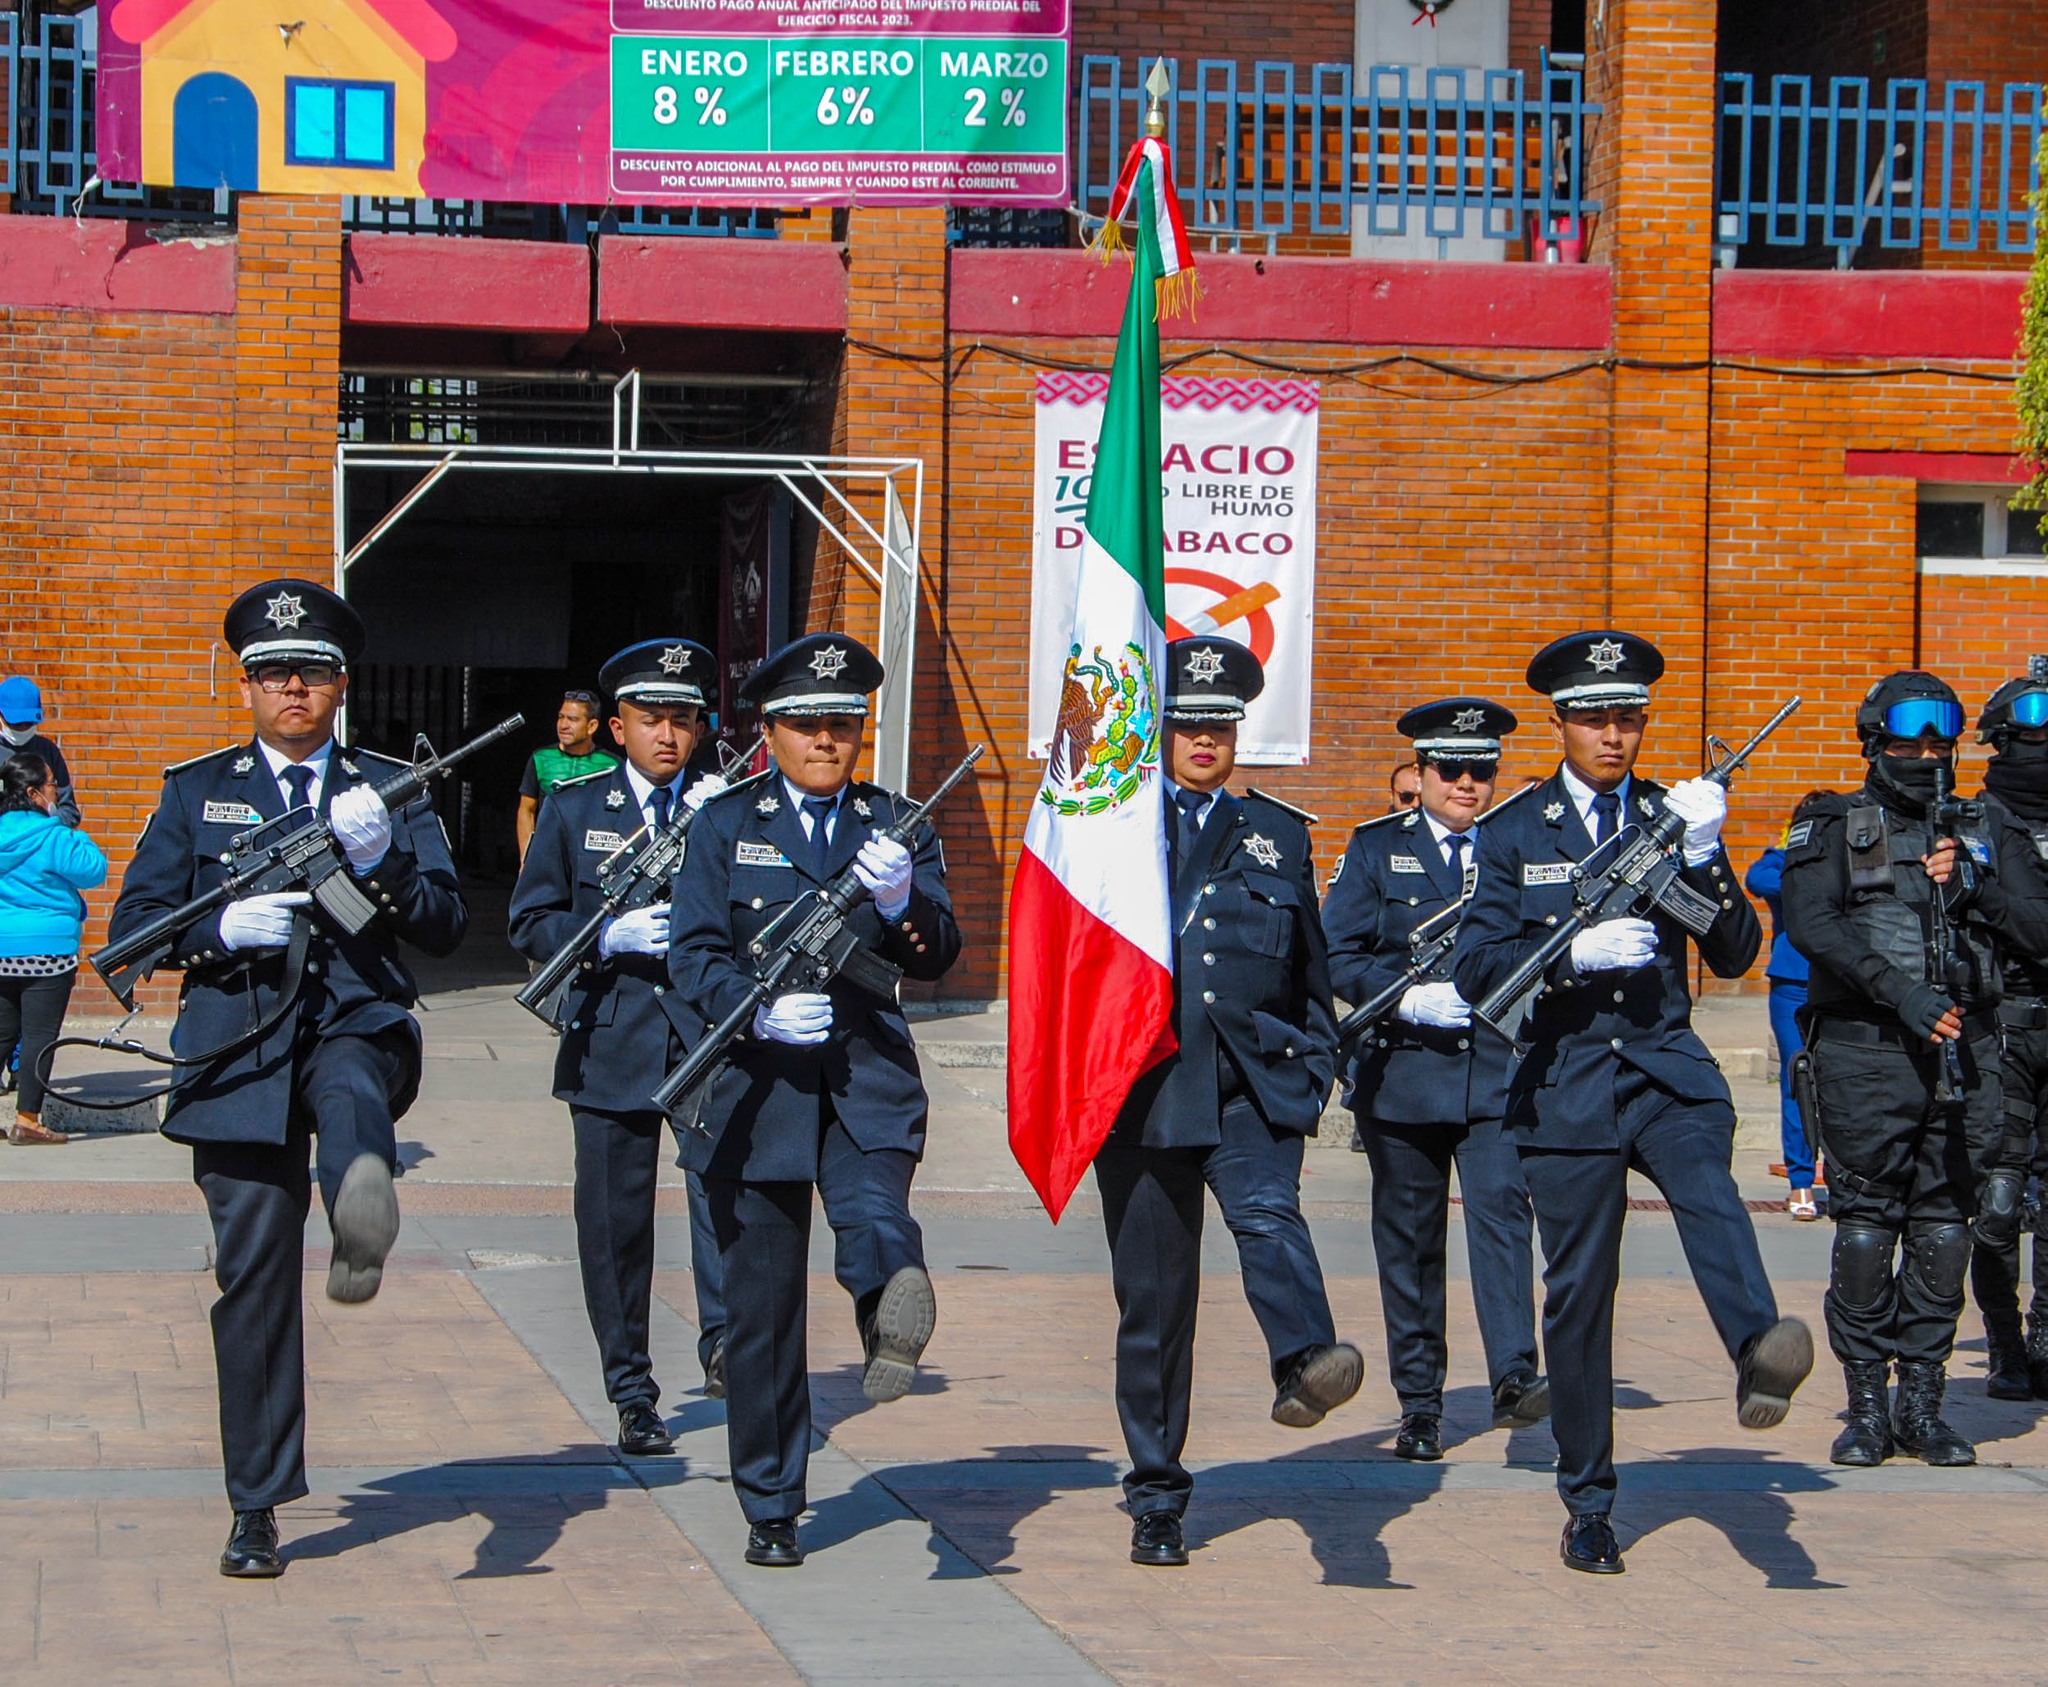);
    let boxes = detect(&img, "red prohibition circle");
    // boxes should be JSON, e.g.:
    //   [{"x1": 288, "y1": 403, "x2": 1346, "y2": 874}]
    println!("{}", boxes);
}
[{"x1": 1163, "y1": 565, "x2": 1277, "y2": 665}]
